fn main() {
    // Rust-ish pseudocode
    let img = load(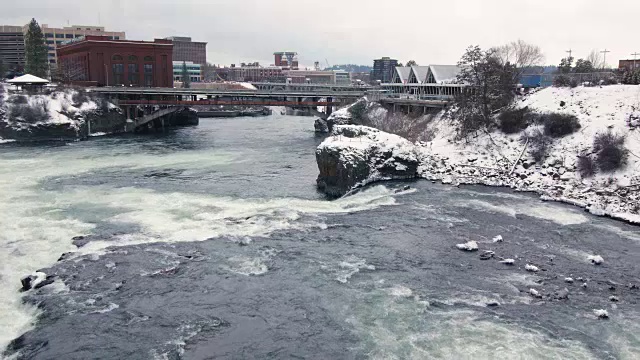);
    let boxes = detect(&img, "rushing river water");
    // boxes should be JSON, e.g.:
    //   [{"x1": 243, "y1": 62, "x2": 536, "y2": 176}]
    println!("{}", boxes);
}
[{"x1": 0, "y1": 114, "x2": 639, "y2": 359}]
